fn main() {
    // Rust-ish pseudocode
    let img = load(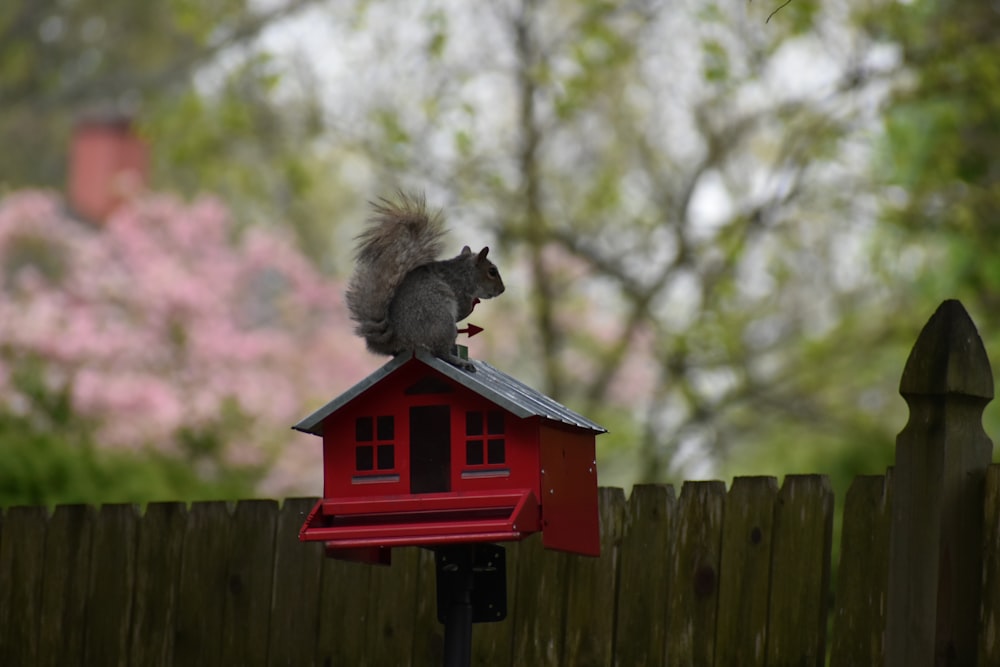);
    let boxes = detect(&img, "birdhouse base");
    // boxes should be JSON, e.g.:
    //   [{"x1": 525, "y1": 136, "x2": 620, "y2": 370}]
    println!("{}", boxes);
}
[{"x1": 299, "y1": 489, "x2": 540, "y2": 564}]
